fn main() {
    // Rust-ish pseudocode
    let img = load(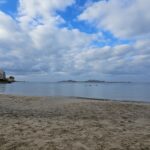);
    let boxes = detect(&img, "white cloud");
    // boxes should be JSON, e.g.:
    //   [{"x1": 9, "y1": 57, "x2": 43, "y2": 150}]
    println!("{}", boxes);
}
[
  {"x1": 18, "y1": 0, "x2": 75, "y2": 30},
  {"x1": 71, "y1": 41, "x2": 150, "y2": 76},
  {"x1": 0, "y1": 0, "x2": 96, "y2": 79},
  {"x1": 0, "y1": 0, "x2": 150, "y2": 81},
  {"x1": 78, "y1": 0, "x2": 150, "y2": 38}
]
